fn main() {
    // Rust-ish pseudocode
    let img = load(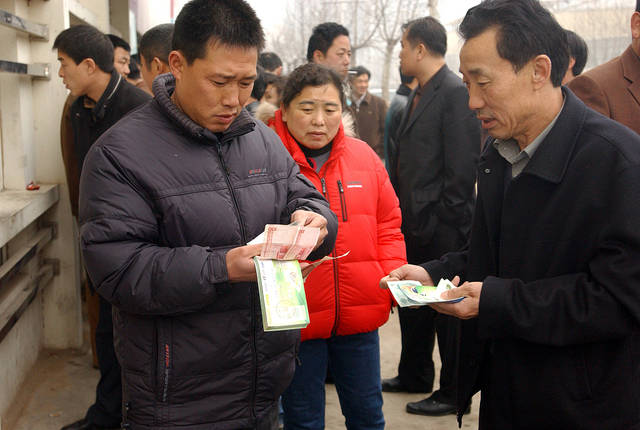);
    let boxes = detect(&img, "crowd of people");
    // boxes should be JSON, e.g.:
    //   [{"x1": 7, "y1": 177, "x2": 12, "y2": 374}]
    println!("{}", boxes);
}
[{"x1": 52, "y1": 0, "x2": 640, "y2": 429}]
